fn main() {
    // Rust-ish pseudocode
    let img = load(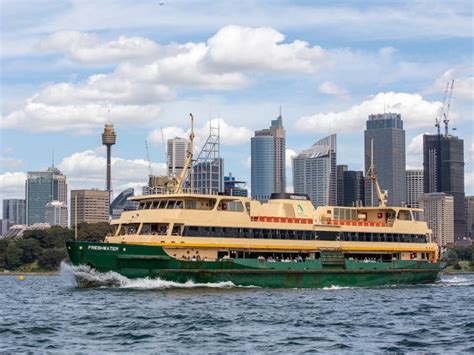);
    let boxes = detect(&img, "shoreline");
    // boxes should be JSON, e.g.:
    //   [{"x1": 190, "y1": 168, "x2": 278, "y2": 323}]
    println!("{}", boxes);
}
[{"x1": 1, "y1": 271, "x2": 60, "y2": 276}]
